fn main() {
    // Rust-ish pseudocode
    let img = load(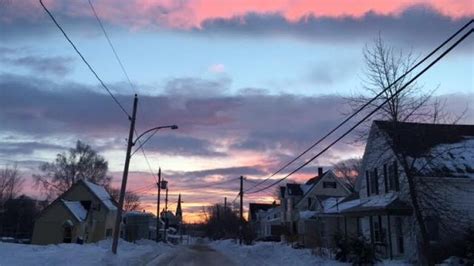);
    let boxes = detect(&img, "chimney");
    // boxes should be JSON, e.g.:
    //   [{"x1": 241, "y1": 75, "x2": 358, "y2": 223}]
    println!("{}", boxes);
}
[{"x1": 318, "y1": 167, "x2": 323, "y2": 177}]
